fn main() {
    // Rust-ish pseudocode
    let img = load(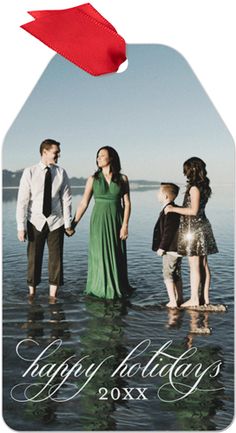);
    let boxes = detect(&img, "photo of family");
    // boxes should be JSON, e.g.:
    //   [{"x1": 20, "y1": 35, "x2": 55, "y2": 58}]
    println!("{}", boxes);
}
[
  {"x1": 2, "y1": 45, "x2": 234, "y2": 430},
  {"x1": 16, "y1": 143, "x2": 218, "y2": 308}
]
